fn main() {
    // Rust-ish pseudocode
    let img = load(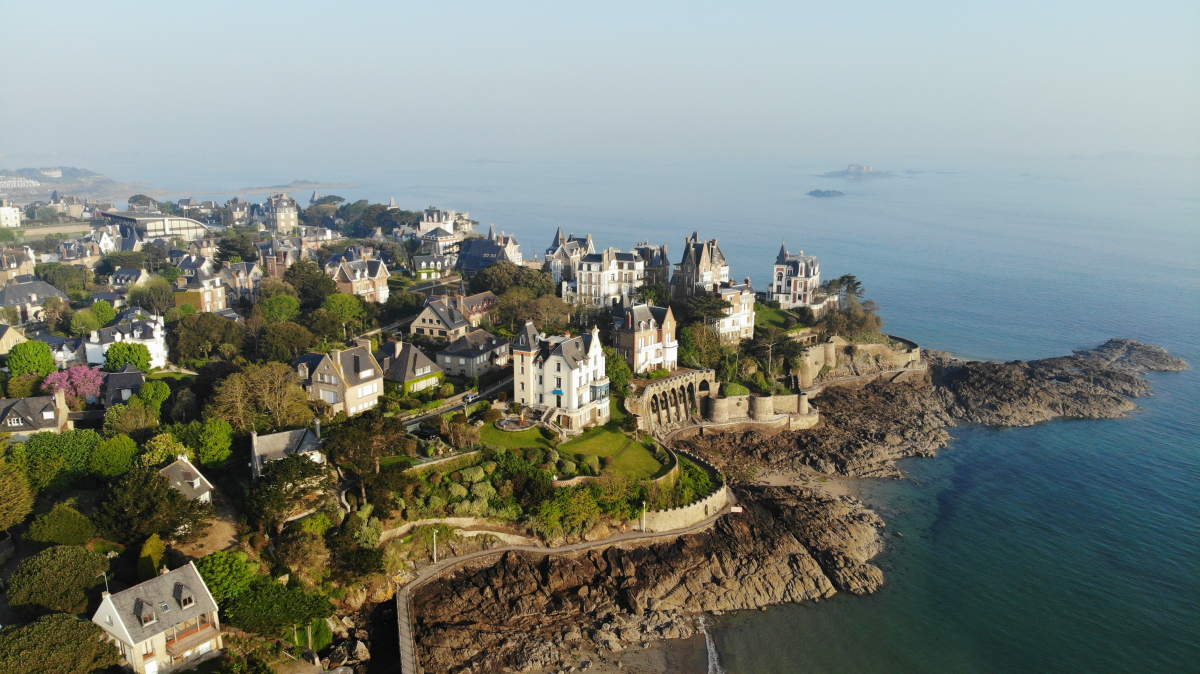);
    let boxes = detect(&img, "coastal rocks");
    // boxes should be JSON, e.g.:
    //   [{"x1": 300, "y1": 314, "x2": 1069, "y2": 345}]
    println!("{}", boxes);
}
[
  {"x1": 680, "y1": 377, "x2": 952, "y2": 478},
  {"x1": 928, "y1": 339, "x2": 1184, "y2": 427},
  {"x1": 412, "y1": 486, "x2": 882, "y2": 673}
]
